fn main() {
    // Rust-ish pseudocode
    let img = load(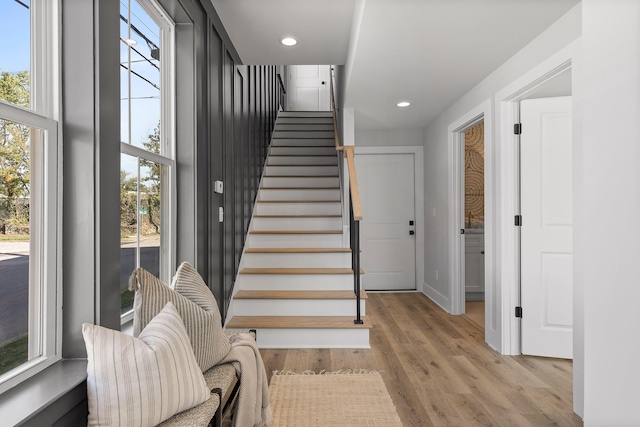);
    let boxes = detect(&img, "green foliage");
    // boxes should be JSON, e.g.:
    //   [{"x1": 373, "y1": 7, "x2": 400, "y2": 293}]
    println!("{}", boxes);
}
[
  {"x1": 120, "y1": 123, "x2": 162, "y2": 237},
  {"x1": 0, "y1": 335, "x2": 28, "y2": 377},
  {"x1": 120, "y1": 169, "x2": 137, "y2": 233},
  {"x1": 140, "y1": 124, "x2": 161, "y2": 234},
  {"x1": 0, "y1": 71, "x2": 30, "y2": 107},
  {"x1": 0, "y1": 71, "x2": 31, "y2": 234}
]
